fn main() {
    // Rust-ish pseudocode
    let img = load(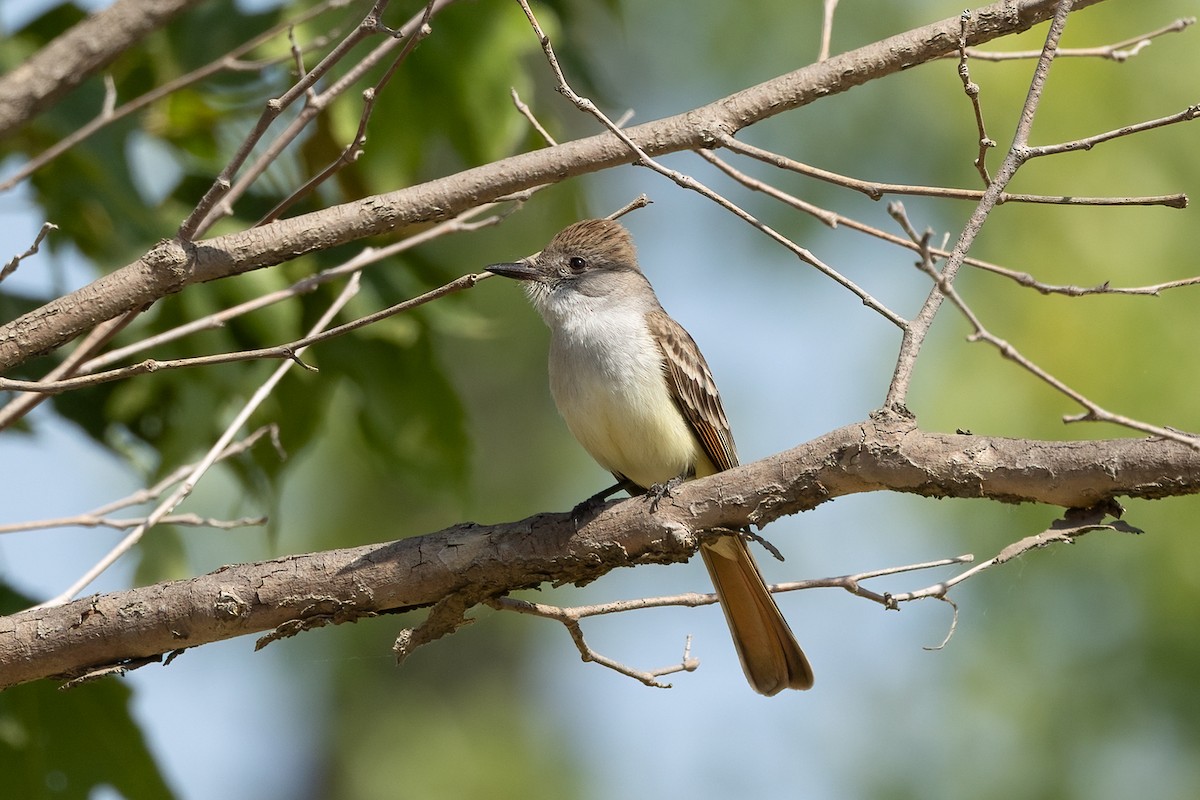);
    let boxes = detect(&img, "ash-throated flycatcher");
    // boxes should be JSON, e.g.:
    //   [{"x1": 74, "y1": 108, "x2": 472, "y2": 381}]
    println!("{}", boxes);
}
[{"x1": 487, "y1": 218, "x2": 813, "y2": 695}]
